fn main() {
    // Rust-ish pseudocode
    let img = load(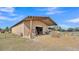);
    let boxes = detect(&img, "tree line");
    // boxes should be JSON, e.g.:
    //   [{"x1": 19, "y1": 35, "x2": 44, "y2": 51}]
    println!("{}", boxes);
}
[
  {"x1": 59, "y1": 27, "x2": 79, "y2": 32},
  {"x1": 48, "y1": 26, "x2": 79, "y2": 32},
  {"x1": 0, "y1": 27, "x2": 10, "y2": 33}
]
